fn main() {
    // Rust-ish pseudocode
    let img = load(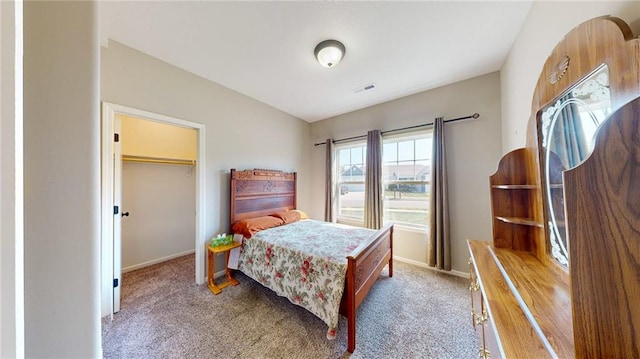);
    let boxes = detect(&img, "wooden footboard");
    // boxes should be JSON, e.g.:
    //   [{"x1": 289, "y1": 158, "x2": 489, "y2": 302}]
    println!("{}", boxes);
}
[
  {"x1": 230, "y1": 169, "x2": 394, "y2": 353},
  {"x1": 341, "y1": 223, "x2": 394, "y2": 353}
]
